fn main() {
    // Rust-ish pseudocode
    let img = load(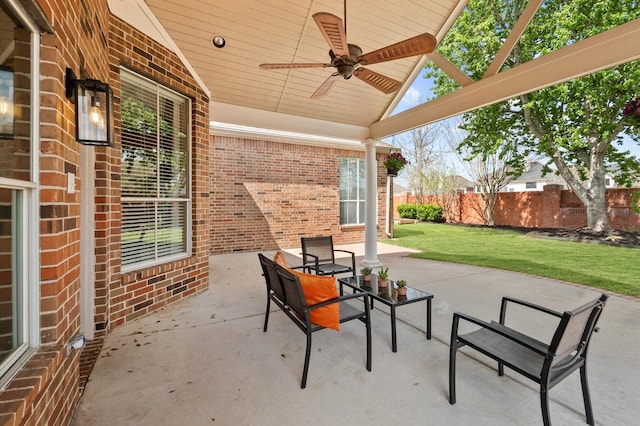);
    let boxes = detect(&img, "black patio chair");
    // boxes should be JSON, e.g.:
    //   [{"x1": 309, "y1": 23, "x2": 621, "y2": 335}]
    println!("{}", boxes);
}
[
  {"x1": 449, "y1": 294, "x2": 608, "y2": 426},
  {"x1": 275, "y1": 265, "x2": 371, "y2": 389},
  {"x1": 258, "y1": 253, "x2": 288, "y2": 333},
  {"x1": 300, "y1": 236, "x2": 356, "y2": 277}
]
